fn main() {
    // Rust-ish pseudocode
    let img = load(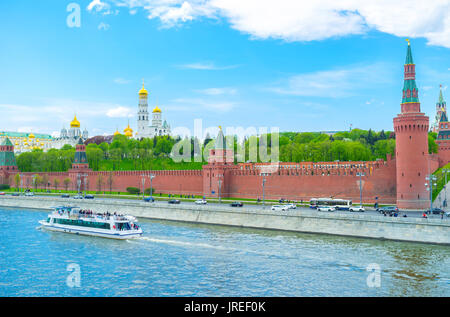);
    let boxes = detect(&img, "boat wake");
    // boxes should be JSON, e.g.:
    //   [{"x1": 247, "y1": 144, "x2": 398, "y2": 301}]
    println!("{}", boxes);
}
[{"x1": 135, "y1": 236, "x2": 292, "y2": 258}]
